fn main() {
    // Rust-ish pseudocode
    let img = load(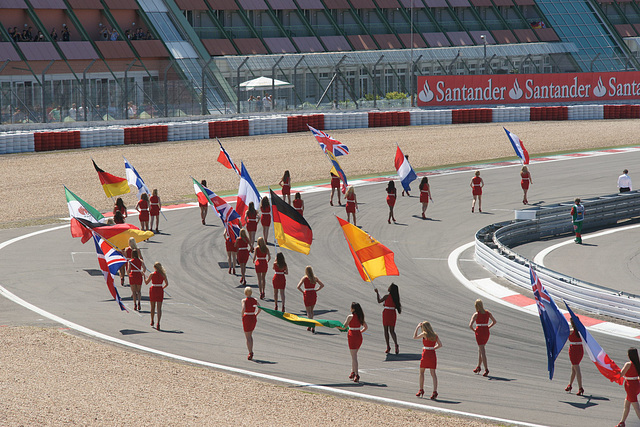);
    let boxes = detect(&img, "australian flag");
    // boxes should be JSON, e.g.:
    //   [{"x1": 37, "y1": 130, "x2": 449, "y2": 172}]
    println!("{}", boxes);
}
[{"x1": 530, "y1": 266, "x2": 570, "y2": 380}]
